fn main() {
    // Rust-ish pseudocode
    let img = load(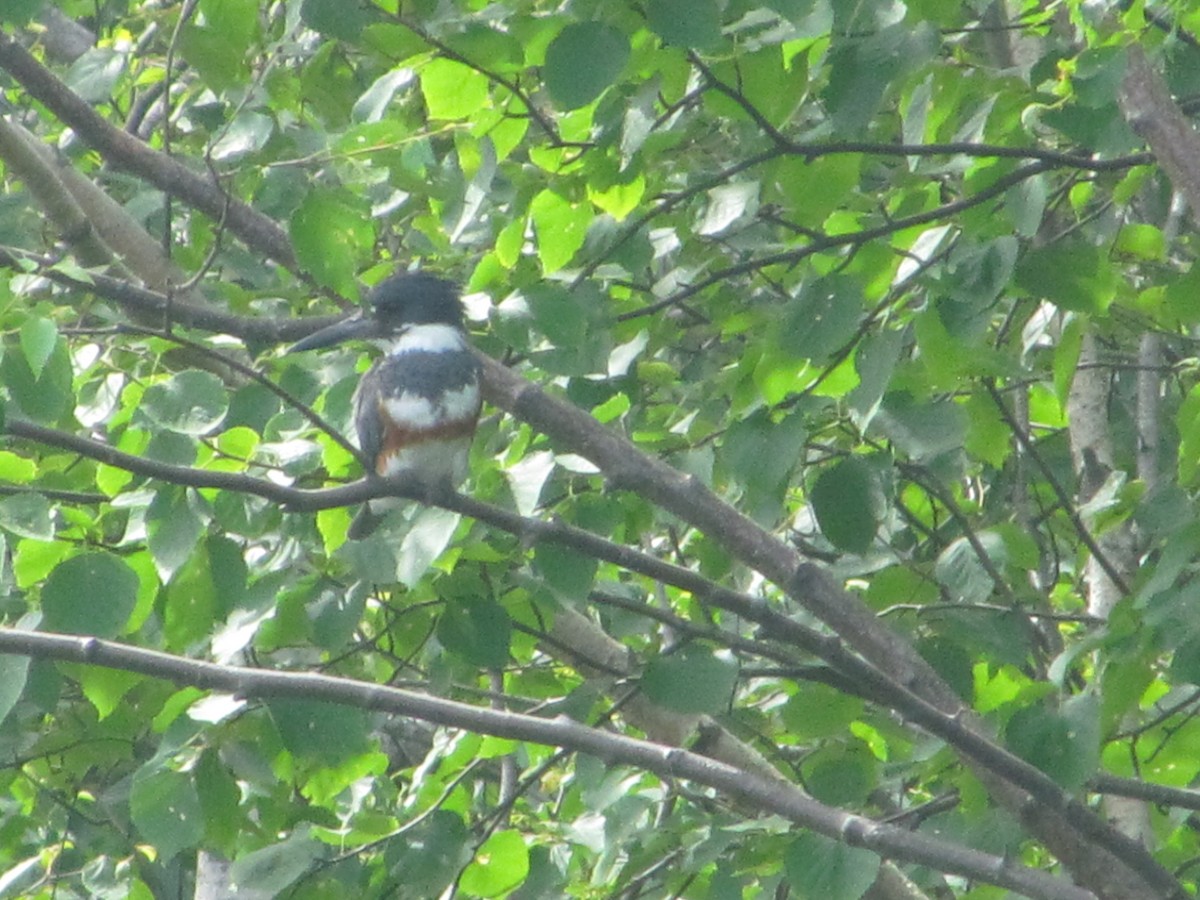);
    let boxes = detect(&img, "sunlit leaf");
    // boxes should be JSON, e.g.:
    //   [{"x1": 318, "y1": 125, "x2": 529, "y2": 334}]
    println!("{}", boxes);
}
[
  {"x1": 420, "y1": 57, "x2": 490, "y2": 120},
  {"x1": 460, "y1": 830, "x2": 530, "y2": 898}
]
